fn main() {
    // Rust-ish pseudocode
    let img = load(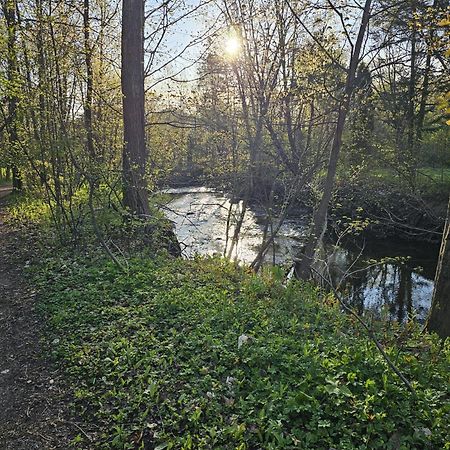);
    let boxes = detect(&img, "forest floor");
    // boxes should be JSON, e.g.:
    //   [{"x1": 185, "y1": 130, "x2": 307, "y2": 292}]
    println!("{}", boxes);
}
[
  {"x1": 0, "y1": 189, "x2": 448, "y2": 449},
  {"x1": 0, "y1": 188, "x2": 74, "y2": 449}
]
